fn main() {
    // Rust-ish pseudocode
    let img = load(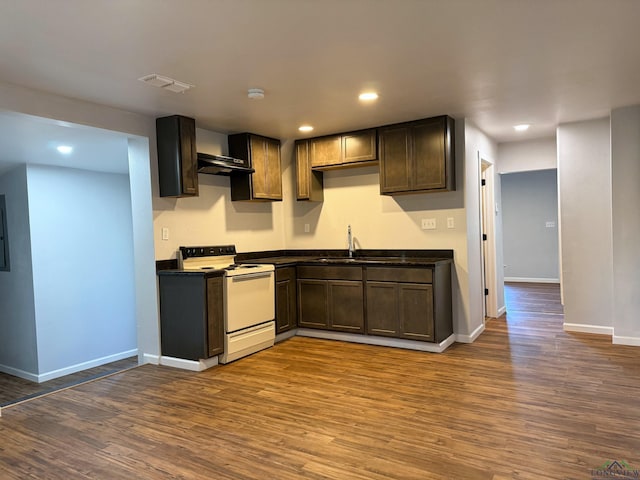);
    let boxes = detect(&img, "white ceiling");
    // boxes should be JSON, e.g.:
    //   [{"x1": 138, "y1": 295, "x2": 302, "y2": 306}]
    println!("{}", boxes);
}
[
  {"x1": 0, "y1": 112, "x2": 129, "y2": 175},
  {"x1": 1, "y1": 0, "x2": 639, "y2": 158}
]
